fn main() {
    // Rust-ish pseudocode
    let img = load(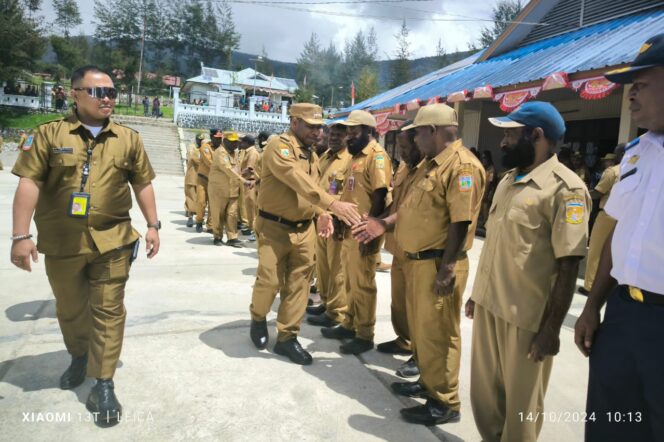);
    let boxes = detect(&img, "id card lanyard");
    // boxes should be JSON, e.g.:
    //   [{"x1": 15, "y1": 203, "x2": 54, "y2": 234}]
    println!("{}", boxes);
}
[{"x1": 68, "y1": 131, "x2": 95, "y2": 218}]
